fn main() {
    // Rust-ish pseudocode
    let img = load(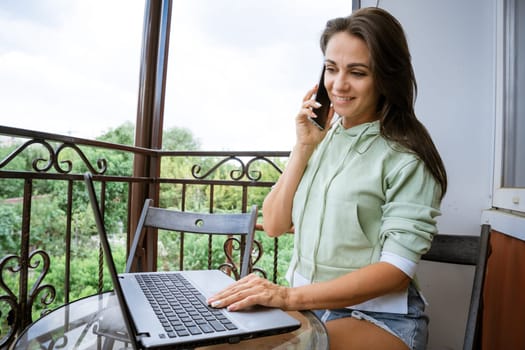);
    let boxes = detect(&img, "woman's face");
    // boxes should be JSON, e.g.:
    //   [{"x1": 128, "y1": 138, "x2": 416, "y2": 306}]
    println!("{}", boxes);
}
[{"x1": 324, "y1": 32, "x2": 380, "y2": 128}]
